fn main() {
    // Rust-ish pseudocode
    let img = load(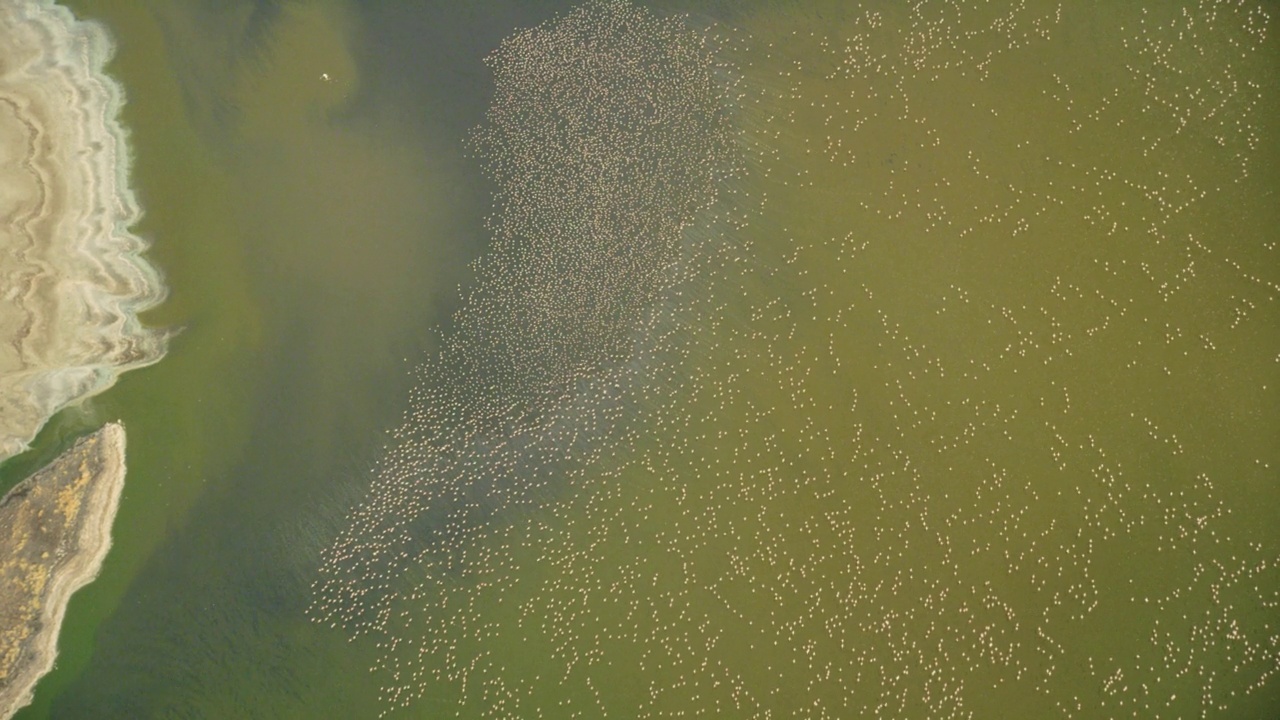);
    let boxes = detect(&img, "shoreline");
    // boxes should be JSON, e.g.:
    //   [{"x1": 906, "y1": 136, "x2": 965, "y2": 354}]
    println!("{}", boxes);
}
[
  {"x1": 0, "y1": 422, "x2": 127, "y2": 719},
  {"x1": 0, "y1": 0, "x2": 167, "y2": 464}
]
